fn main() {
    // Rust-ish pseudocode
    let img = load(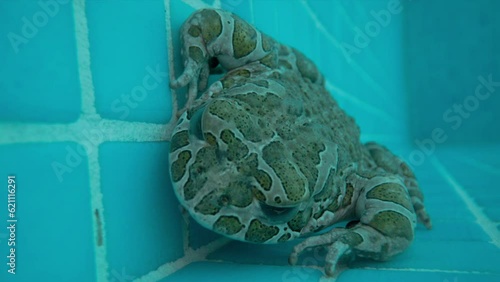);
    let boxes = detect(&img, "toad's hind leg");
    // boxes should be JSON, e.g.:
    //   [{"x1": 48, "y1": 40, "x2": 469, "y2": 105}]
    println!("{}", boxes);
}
[
  {"x1": 290, "y1": 175, "x2": 417, "y2": 276},
  {"x1": 365, "y1": 142, "x2": 432, "y2": 229}
]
